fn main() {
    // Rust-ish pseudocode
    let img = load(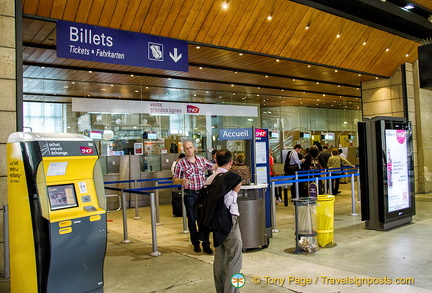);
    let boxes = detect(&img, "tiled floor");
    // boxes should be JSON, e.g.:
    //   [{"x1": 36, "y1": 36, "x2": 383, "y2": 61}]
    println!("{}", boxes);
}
[{"x1": 2, "y1": 184, "x2": 432, "y2": 292}]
